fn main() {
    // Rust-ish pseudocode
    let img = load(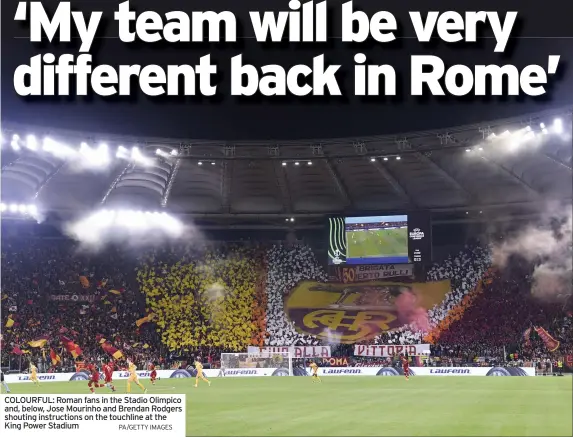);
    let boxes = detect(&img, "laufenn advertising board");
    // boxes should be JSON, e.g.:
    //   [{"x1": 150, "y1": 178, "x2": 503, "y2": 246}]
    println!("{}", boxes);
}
[
  {"x1": 6, "y1": 369, "x2": 187, "y2": 383},
  {"x1": 309, "y1": 367, "x2": 535, "y2": 377},
  {"x1": 5, "y1": 366, "x2": 536, "y2": 382}
]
